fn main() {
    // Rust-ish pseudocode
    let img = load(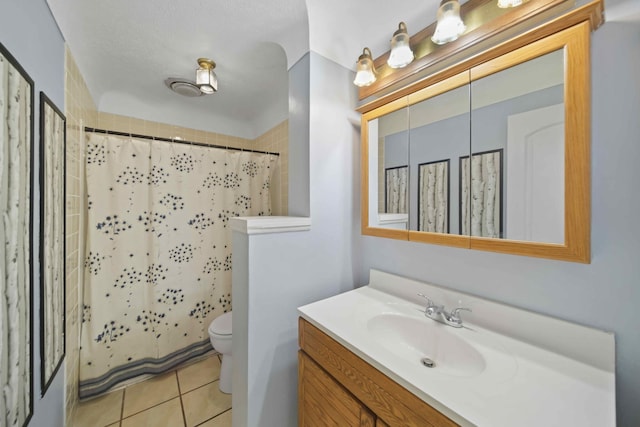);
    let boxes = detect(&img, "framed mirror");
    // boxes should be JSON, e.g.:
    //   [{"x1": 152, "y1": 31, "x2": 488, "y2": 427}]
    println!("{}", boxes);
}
[
  {"x1": 470, "y1": 49, "x2": 564, "y2": 242},
  {"x1": 39, "y1": 92, "x2": 66, "y2": 395},
  {"x1": 0, "y1": 41, "x2": 34, "y2": 426},
  {"x1": 467, "y1": 23, "x2": 590, "y2": 262},
  {"x1": 359, "y1": 19, "x2": 591, "y2": 263}
]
